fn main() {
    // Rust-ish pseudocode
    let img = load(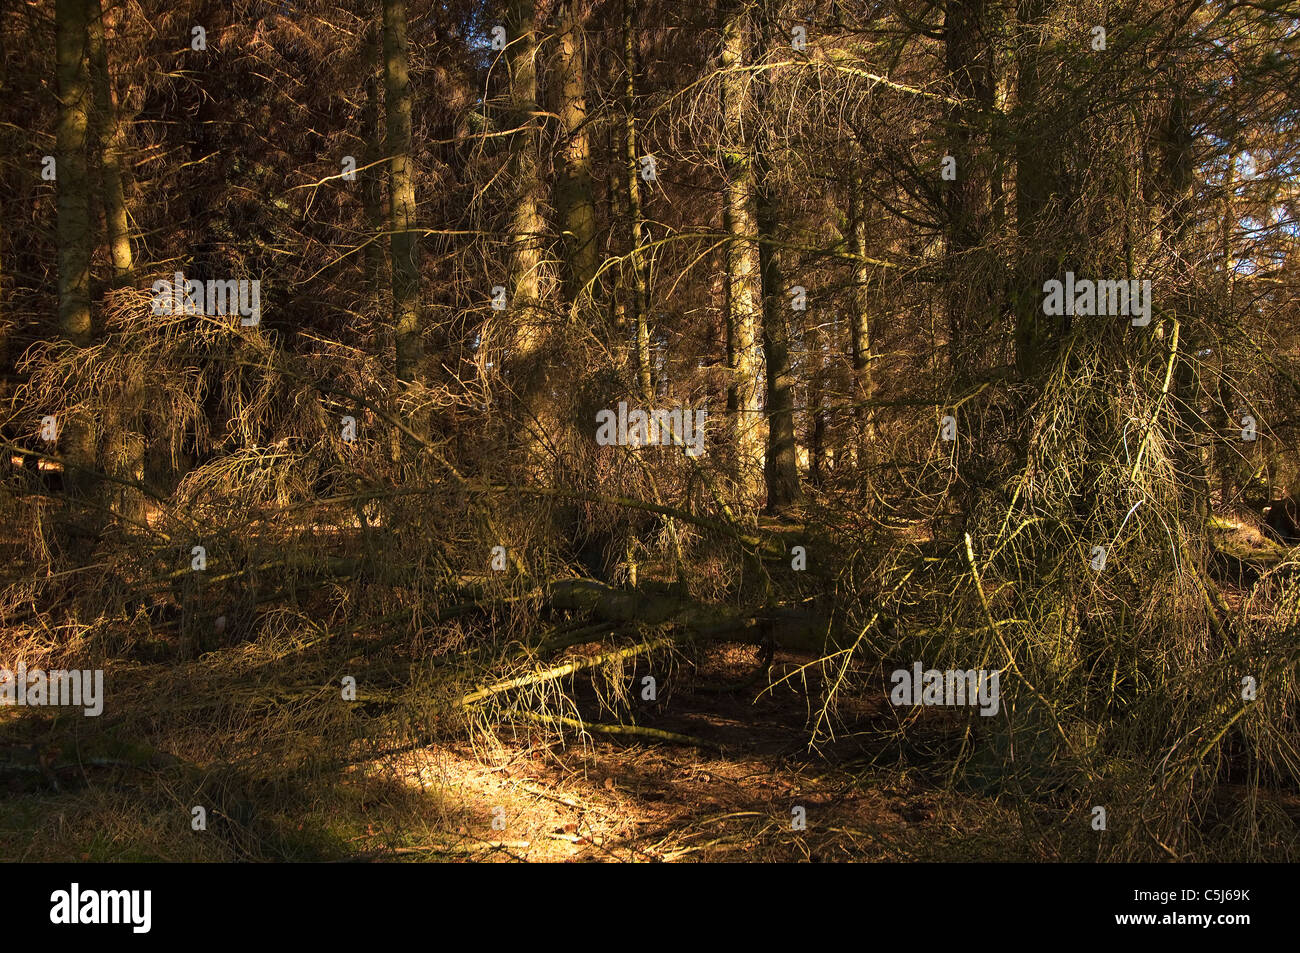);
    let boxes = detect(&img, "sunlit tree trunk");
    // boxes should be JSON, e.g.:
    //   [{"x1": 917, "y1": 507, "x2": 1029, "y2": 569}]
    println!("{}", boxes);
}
[
  {"x1": 806, "y1": 319, "x2": 826, "y2": 487},
  {"x1": 721, "y1": 0, "x2": 763, "y2": 500},
  {"x1": 89, "y1": 0, "x2": 145, "y2": 520},
  {"x1": 505, "y1": 0, "x2": 553, "y2": 472},
  {"x1": 384, "y1": 0, "x2": 422, "y2": 384},
  {"x1": 623, "y1": 0, "x2": 652, "y2": 402},
  {"x1": 552, "y1": 0, "x2": 597, "y2": 310},
  {"x1": 848, "y1": 174, "x2": 875, "y2": 467},
  {"x1": 89, "y1": 0, "x2": 131, "y2": 286}
]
